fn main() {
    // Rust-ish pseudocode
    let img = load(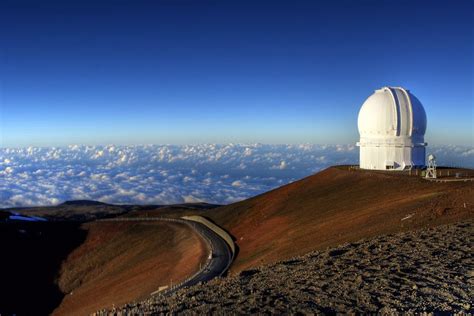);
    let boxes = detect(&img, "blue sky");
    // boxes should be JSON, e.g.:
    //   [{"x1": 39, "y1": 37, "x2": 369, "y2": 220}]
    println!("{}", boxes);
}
[{"x1": 1, "y1": 0, "x2": 473, "y2": 147}]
